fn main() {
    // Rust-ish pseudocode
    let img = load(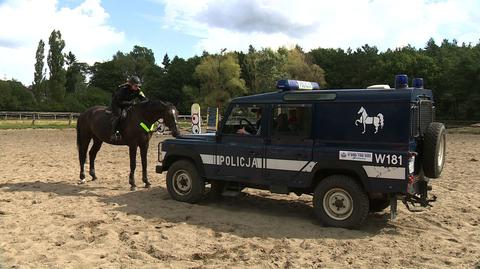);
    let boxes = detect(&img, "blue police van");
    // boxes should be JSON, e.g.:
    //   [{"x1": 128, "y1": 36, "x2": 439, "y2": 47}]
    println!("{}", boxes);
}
[{"x1": 156, "y1": 75, "x2": 446, "y2": 229}]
